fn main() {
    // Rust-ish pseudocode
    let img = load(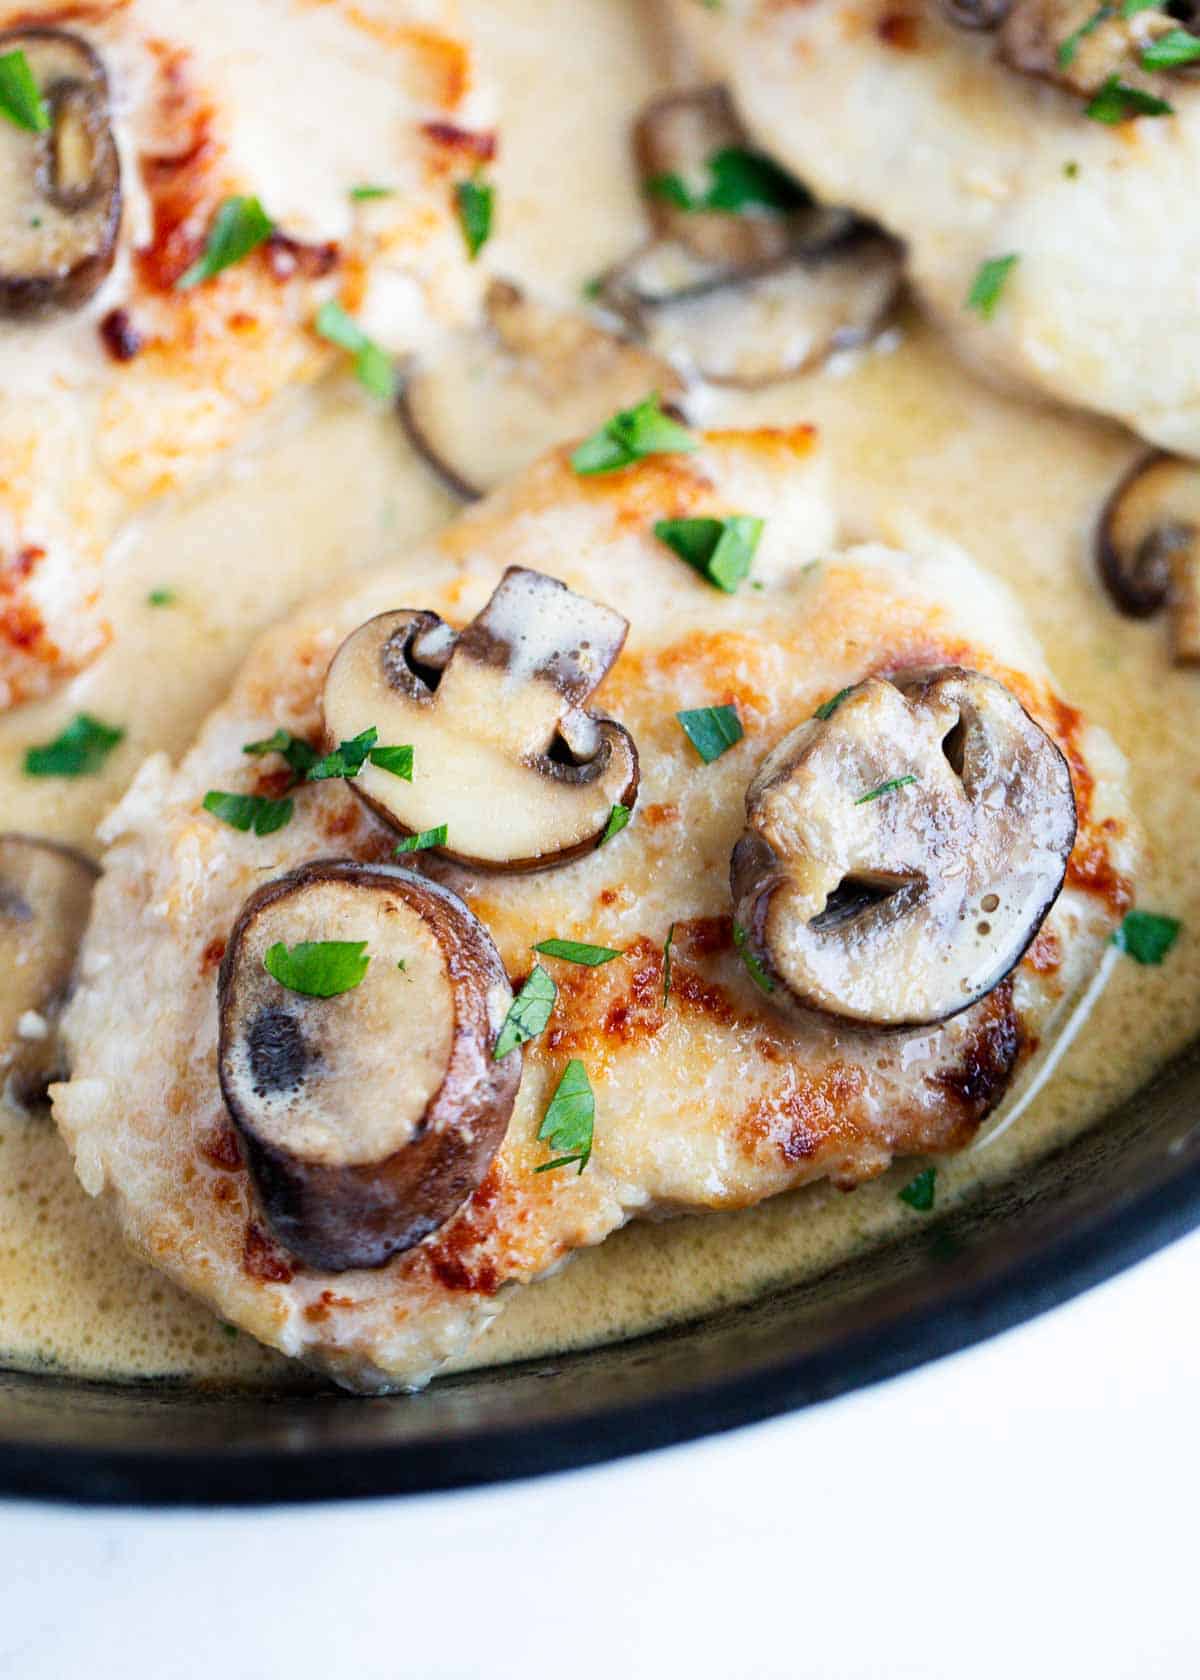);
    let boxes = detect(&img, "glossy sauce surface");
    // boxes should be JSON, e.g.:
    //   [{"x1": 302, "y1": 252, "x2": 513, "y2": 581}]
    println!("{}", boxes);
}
[{"x1": 0, "y1": 0, "x2": 1196, "y2": 1385}]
